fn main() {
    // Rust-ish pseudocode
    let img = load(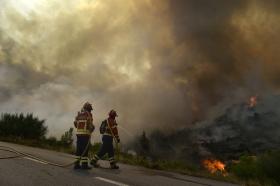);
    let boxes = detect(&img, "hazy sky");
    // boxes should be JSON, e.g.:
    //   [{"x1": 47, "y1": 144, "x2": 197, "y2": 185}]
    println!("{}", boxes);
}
[{"x1": 0, "y1": 0, "x2": 280, "y2": 140}]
